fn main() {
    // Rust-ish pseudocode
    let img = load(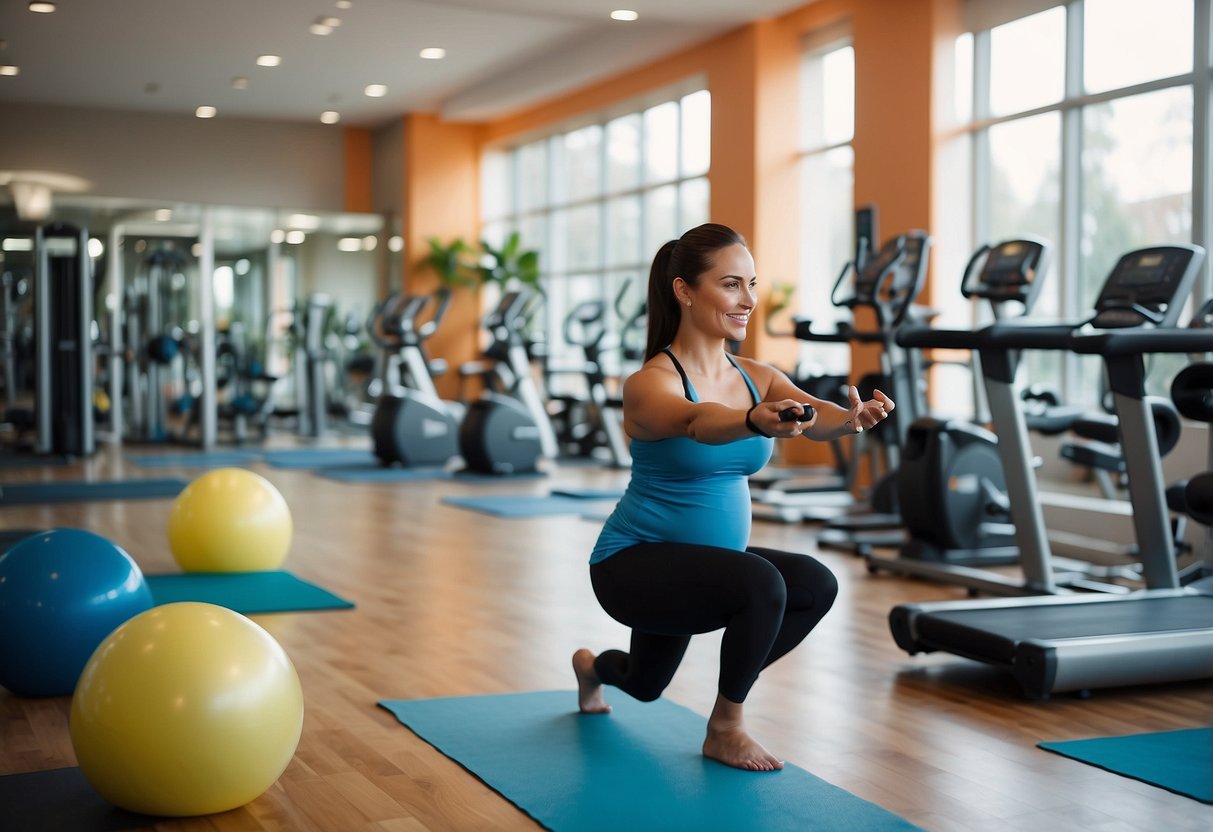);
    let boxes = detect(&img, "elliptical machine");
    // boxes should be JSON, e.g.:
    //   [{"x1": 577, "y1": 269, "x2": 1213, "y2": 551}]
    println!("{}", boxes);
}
[
  {"x1": 369, "y1": 290, "x2": 461, "y2": 467},
  {"x1": 458, "y1": 287, "x2": 559, "y2": 475}
]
